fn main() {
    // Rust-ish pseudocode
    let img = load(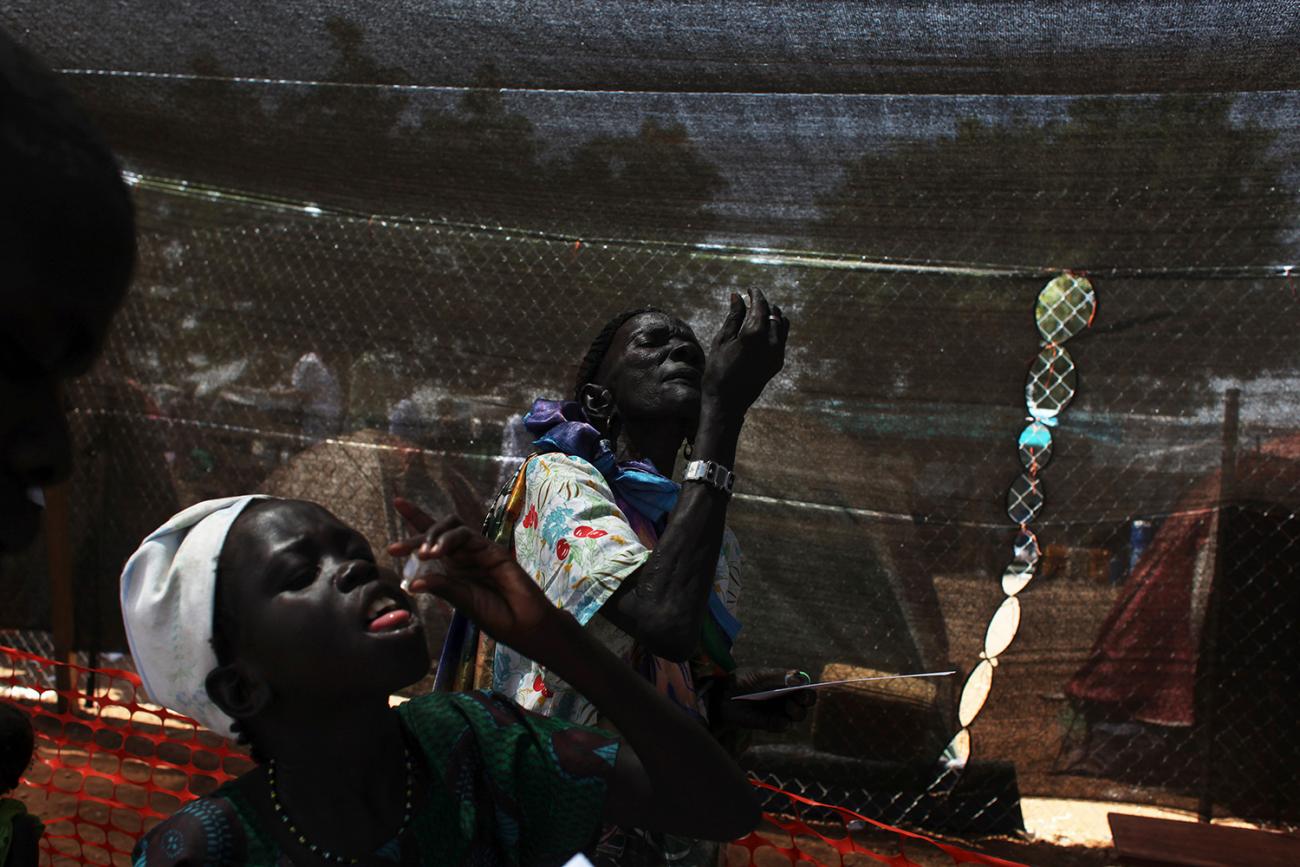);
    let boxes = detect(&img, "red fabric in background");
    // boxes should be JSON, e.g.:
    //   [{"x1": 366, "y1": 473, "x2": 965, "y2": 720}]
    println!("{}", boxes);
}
[
  {"x1": 1065, "y1": 508, "x2": 1207, "y2": 726},
  {"x1": 1068, "y1": 434, "x2": 1300, "y2": 727}
]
